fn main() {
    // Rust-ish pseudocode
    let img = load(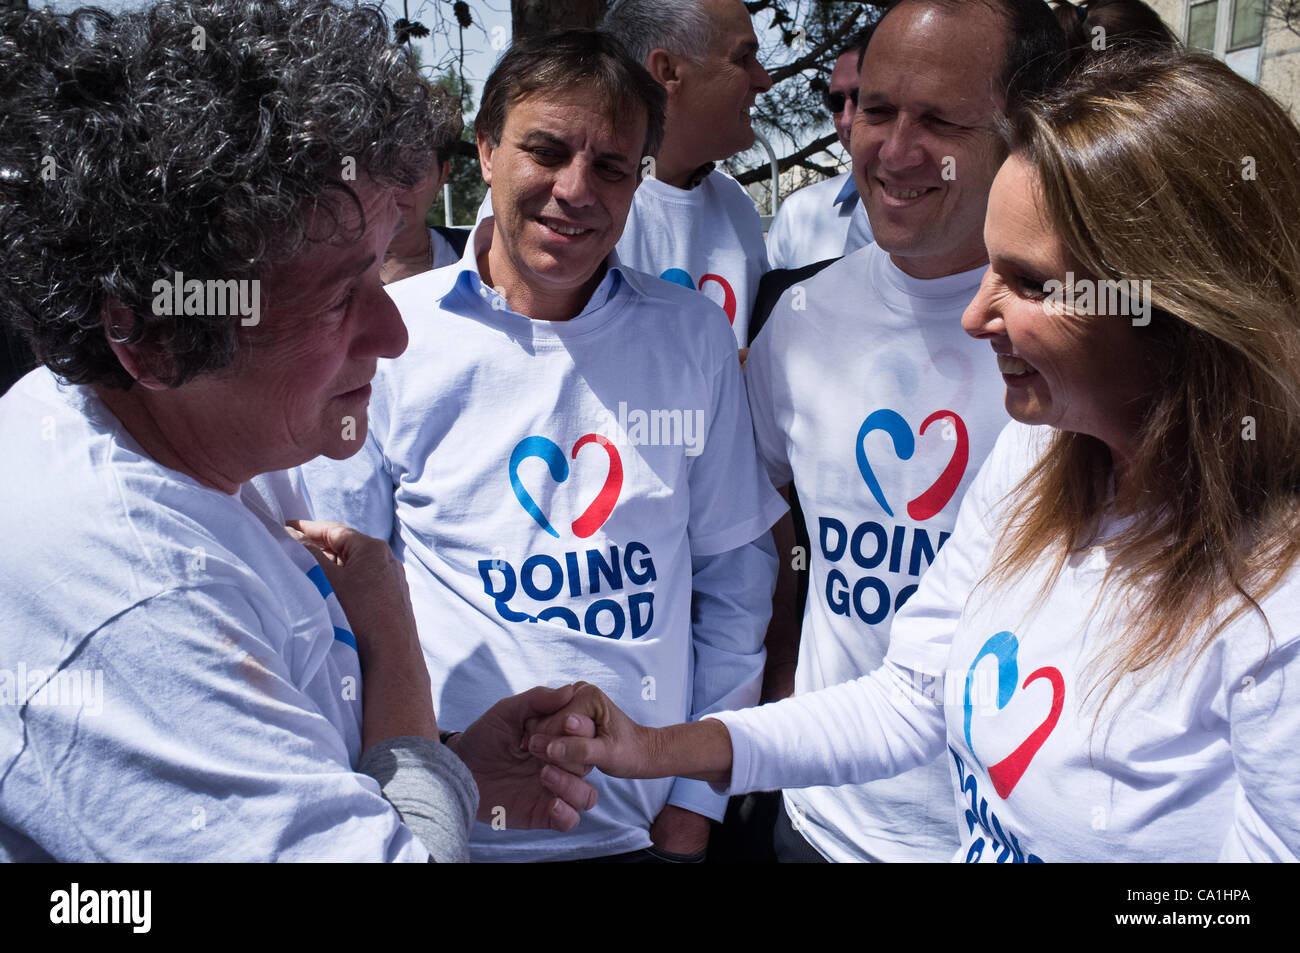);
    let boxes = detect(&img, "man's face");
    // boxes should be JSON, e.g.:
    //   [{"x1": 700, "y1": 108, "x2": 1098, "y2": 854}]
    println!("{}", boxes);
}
[
  {"x1": 478, "y1": 86, "x2": 644, "y2": 313},
  {"x1": 851, "y1": 2, "x2": 1008, "y2": 278},
  {"x1": 394, "y1": 158, "x2": 451, "y2": 239},
  {"x1": 188, "y1": 177, "x2": 409, "y2": 471},
  {"x1": 827, "y1": 48, "x2": 859, "y2": 154},
  {"x1": 674, "y1": 0, "x2": 772, "y2": 162}
]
